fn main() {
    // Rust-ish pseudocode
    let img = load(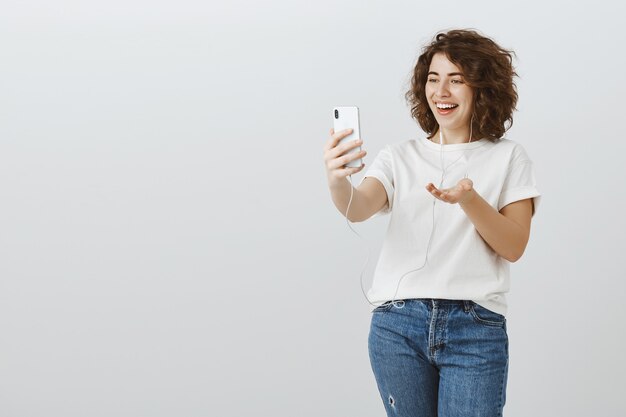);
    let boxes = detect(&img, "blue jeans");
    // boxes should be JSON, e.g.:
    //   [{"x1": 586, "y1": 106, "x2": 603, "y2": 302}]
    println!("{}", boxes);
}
[{"x1": 368, "y1": 299, "x2": 509, "y2": 417}]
